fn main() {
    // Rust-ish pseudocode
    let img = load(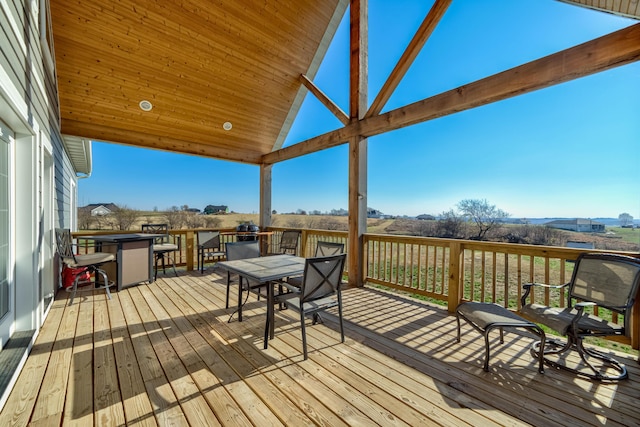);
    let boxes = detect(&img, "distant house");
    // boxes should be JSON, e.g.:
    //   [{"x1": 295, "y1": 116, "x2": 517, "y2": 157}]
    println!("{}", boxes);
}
[
  {"x1": 205, "y1": 205, "x2": 228, "y2": 214},
  {"x1": 82, "y1": 203, "x2": 119, "y2": 216},
  {"x1": 545, "y1": 218, "x2": 605, "y2": 233},
  {"x1": 367, "y1": 208, "x2": 383, "y2": 218},
  {"x1": 416, "y1": 214, "x2": 435, "y2": 220}
]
